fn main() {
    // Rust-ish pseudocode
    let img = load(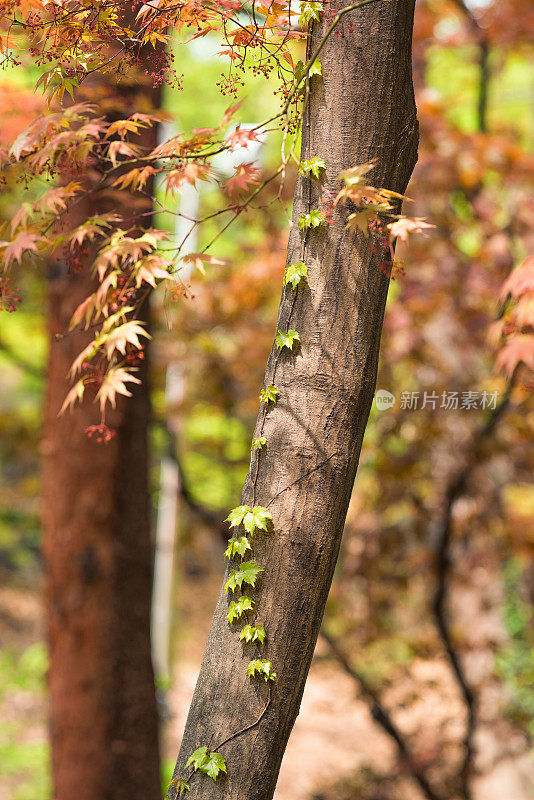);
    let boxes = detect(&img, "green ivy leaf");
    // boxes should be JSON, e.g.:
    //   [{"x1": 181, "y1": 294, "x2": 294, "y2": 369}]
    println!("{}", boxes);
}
[
  {"x1": 200, "y1": 752, "x2": 227, "y2": 781},
  {"x1": 298, "y1": 210, "x2": 327, "y2": 230},
  {"x1": 283, "y1": 261, "x2": 308, "y2": 289},
  {"x1": 227, "y1": 595, "x2": 255, "y2": 624},
  {"x1": 275, "y1": 329, "x2": 300, "y2": 351},
  {"x1": 185, "y1": 748, "x2": 227, "y2": 781},
  {"x1": 169, "y1": 778, "x2": 190, "y2": 797},
  {"x1": 294, "y1": 59, "x2": 322, "y2": 89},
  {"x1": 226, "y1": 505, "x2": 251, "y2": 528},
  {"x1": 239, "y1": 624, "x2": 266, "y2": 645},
  {"x1": 225, "y1": 561, "x2": 264, "y2": 593},
  {"x1": 245, "y1": 506, "x2": 272, "y2": 534},
  {"x1": 260, "y1": 384, "x2": 279, "y2": 404},
  {"x1": 225, "y1": 505, "x2": 273, "y2": 535},
  {"x1": 224, "y1": 536, "x2": 252, "y2": 560},
  {"x1": 298, "y1": 157, "x2": 325, "y2": 180},
  {"x1": 247, "y1": 659, "x2": 277, "y2": 681},
  {"x1": 309, "y1": 59, "x2": 322, "y2": 78},
  {"x1": 251, "y1": 436, "x2": 267, "y2": 450},
  {"x1": 186, "y1": 746, "x2": 209, "y2": 771},
  {"x1": 298, "y1": 1, "x2": 322, "y2": 26}
]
